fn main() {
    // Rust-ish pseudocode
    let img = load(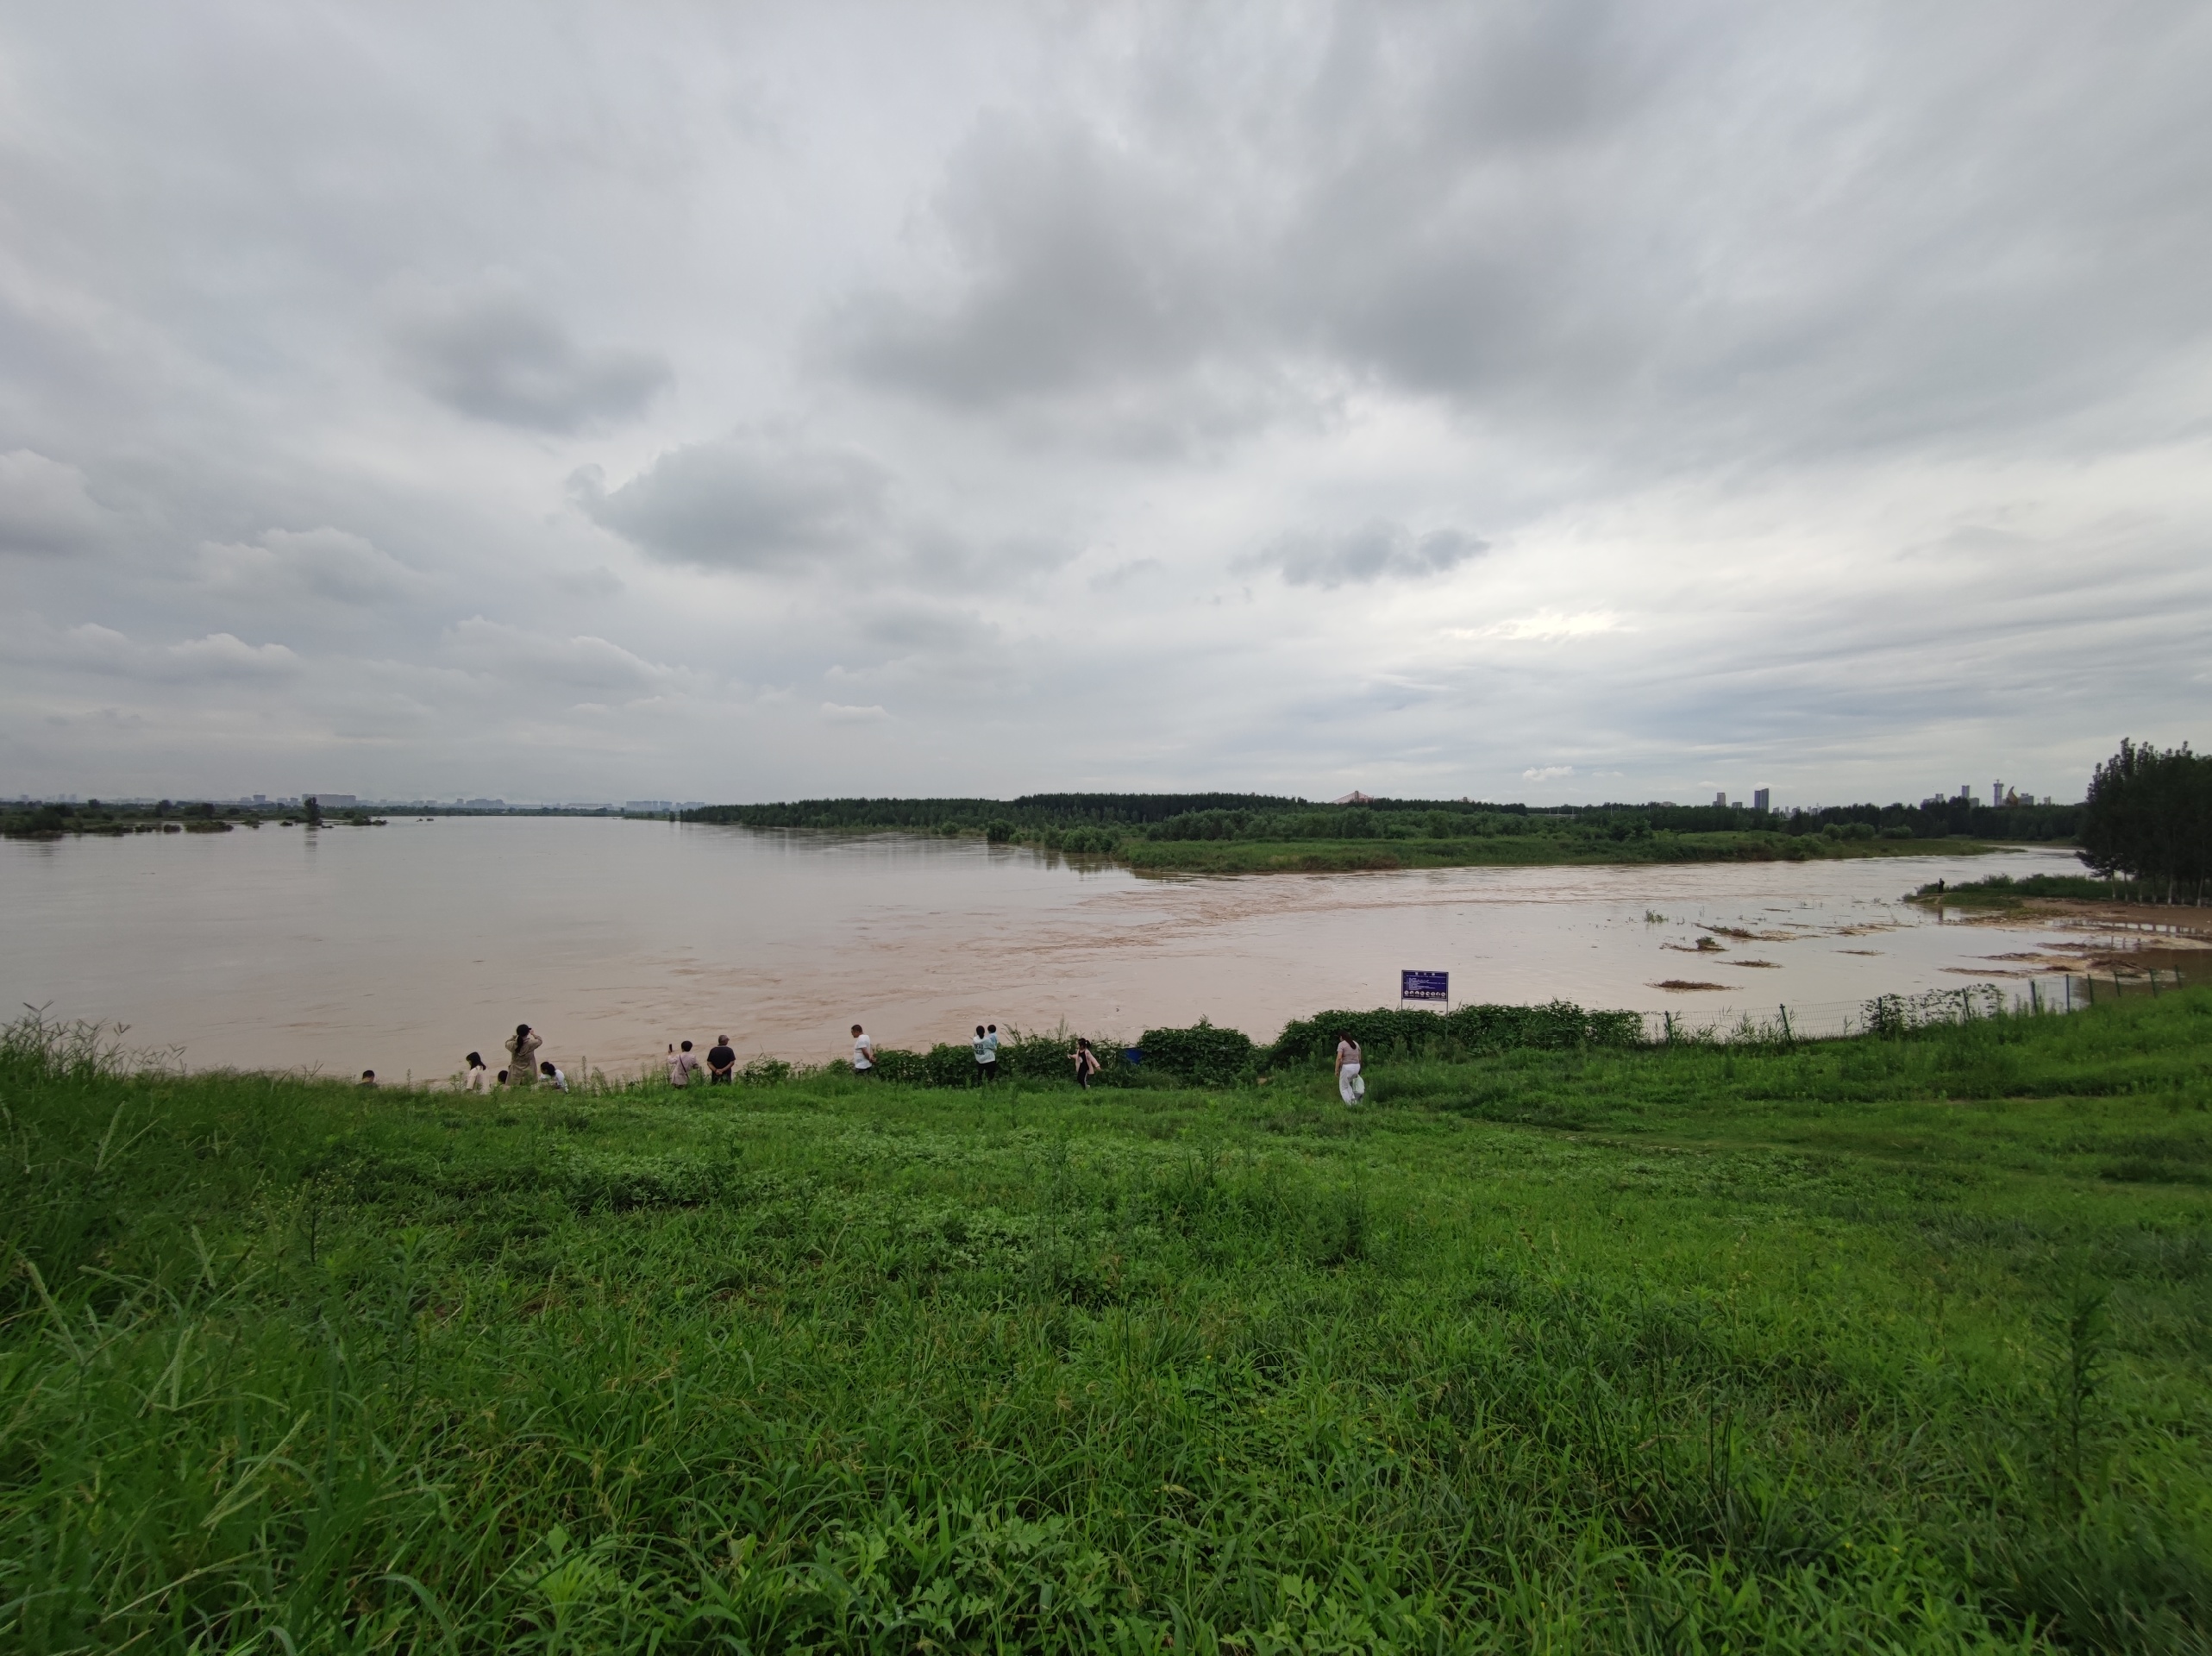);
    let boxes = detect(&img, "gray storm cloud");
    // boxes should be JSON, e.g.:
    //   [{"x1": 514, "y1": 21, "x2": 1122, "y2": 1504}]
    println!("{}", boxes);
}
[
  {"x1": 0, "y1": 452, "x2": 119, "y2": 557},
  {"x1": 830, "y1": 2, "x2": 2212, "y2": 467},
  {"x1": 390, "y1": 284, "x2": 671, "y2": 433},
  {"x1": 1253, "y1": 524, "x2": 1488, "y2": 589},
  {"x1": 0, "y1": 1, "x2": 2205, "y2": 802},
  {"x1": 574, "y1": 438, "x2": 889, "y2": 573}
]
